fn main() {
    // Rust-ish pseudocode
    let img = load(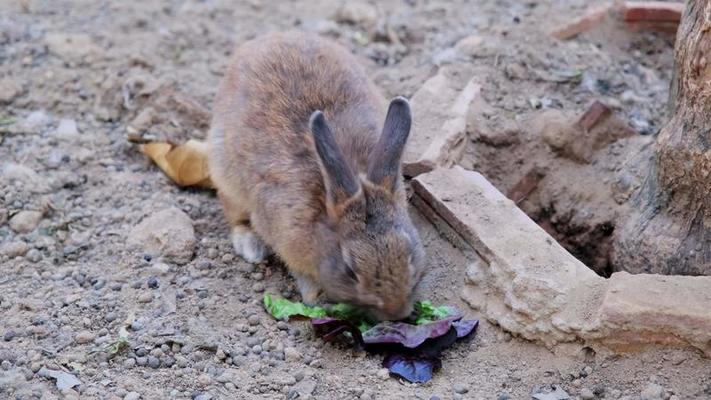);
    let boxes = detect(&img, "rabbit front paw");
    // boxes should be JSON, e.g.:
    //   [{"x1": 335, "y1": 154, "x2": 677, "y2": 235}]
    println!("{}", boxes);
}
[{"x1": 231, "y1": 225, "x2": 271, "y2": 263}]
